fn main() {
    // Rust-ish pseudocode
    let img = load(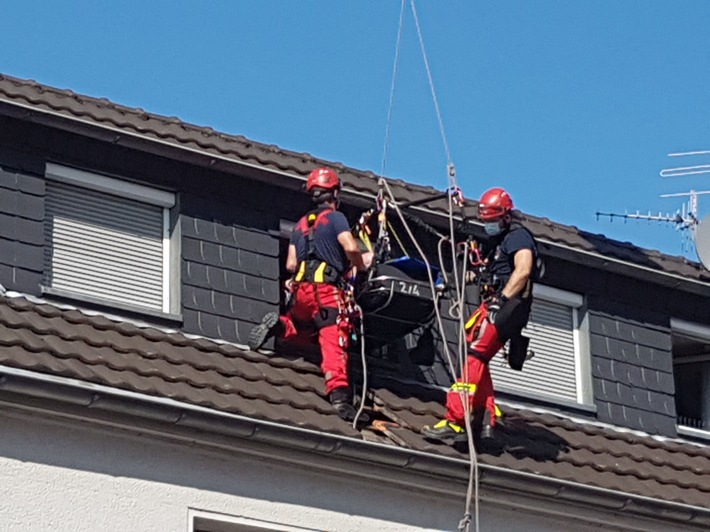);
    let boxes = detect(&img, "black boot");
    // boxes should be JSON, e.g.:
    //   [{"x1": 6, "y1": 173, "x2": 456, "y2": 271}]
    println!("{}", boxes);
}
[
  {"x1": 421, "y1": 420, "x2": 468, "y2": 443},
  {"x1": 248, "y1": 312, "x2": 283, "y2": 350},
  {"x1": 329, "y1": 387, "x2": 358, "y2": 422}
]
